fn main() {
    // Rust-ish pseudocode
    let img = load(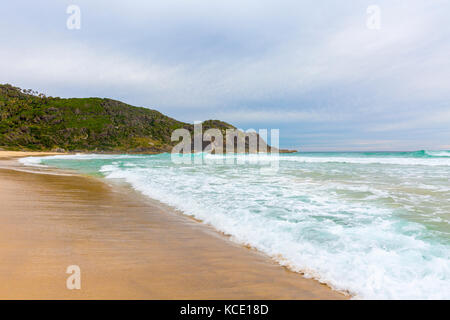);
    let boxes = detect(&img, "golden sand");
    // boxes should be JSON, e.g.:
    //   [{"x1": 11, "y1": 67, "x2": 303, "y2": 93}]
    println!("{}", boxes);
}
[
  {"x1": 0, "y1": 151, "x2": 66, "y2": 159},
  {"x1": 0, "y1": 151, "x2": 345, "y2": 299}
]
